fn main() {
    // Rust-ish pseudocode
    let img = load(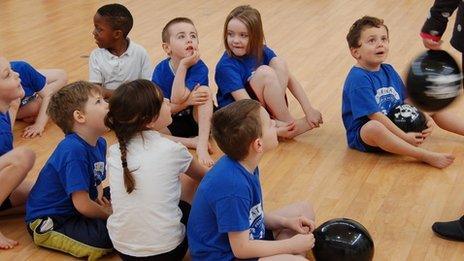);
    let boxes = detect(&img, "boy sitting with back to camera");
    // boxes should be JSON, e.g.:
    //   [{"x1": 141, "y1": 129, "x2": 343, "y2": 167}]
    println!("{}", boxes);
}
[{"x1": 188, "y1": 99, "x2": 315, "y2": 261}]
